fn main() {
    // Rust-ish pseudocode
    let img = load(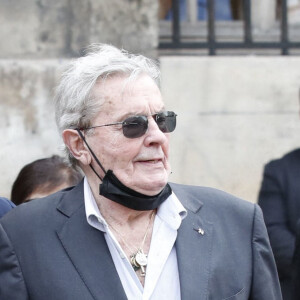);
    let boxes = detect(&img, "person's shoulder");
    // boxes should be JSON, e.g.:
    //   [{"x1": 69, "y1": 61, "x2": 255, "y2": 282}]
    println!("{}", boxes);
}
[
  {"x1": 0, "y1": 187, "x2": 74, "y2": 230},
  {"x1": 264, "y1": 148, "x2": 300, "y2": 175},
  {"x1": 170, "y1": 182, "x2": 254, "y2": 214},
  {"x1": 0, "y1": 197, "x2": 15, "y2": 218},
  {"x1": 0, "y1": 184, "x2": 84, "y2": 251},
  {"x1": 0, "y1": 197, "x2": 15, "y2": 209},
  {"x1": 281, "y1": 148, "x2": 300, "y2": 161},
  {"x1": 266, "y1": 148, "x2": 300, "y2": 167}
]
